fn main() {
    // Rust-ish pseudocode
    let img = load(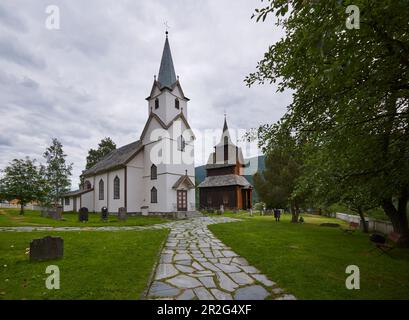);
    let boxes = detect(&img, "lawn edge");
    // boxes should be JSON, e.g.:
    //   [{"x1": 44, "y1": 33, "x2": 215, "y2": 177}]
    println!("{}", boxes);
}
[{"x1": 139, "y1": 228, "x2": 170, "y2": 300}]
